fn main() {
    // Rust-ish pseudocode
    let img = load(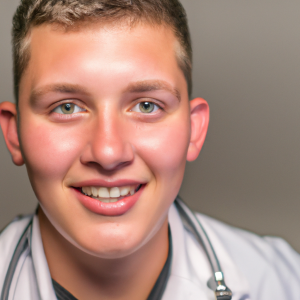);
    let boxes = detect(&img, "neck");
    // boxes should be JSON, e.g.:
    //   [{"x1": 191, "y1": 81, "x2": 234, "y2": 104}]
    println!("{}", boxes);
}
[{"x1": 38, "y1": 209, "x2": 169, "y2": 300}]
